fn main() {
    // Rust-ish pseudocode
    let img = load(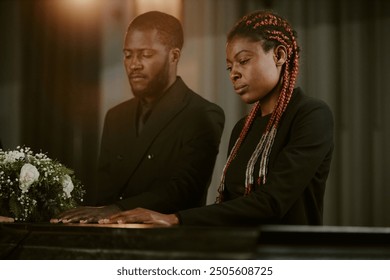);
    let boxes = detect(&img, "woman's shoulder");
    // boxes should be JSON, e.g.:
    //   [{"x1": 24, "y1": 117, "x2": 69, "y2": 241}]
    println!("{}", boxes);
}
[
  {"x1": 289, "y1": 87, "x2": 332, "y2": 115},
  {"x1": 282, "y1": 88, "x2": 334, "y2": 134}
]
